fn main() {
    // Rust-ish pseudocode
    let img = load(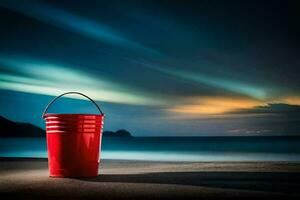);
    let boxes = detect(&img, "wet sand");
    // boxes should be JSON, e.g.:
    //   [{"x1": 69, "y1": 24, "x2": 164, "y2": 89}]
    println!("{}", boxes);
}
[{"x1": 1, "y1": 158, "x2": 300, "y2": 199}]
